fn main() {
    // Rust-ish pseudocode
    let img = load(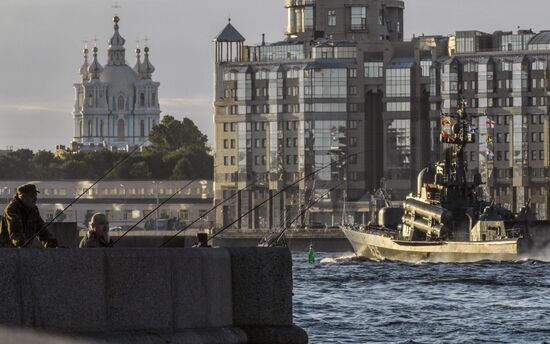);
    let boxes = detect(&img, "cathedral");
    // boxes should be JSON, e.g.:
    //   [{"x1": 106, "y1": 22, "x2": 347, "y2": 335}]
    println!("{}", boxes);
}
[{"x1": 71, "y1": 16, "x2": 160, "y2": 151}]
